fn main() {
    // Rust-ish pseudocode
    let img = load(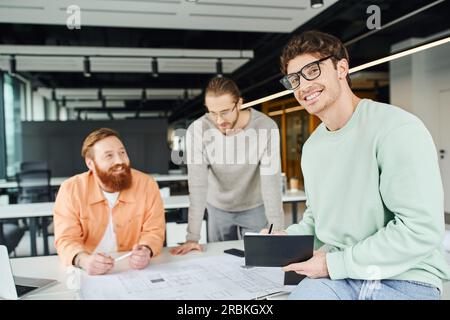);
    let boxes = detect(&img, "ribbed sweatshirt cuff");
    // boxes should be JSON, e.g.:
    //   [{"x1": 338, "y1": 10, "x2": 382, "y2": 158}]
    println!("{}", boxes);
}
[
  {"x1": 186, "y1": 233, "x2": 201, "y2": 242},
  {"x1": 326, "y1": 251, "x2": 348, "y2": 280}
]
